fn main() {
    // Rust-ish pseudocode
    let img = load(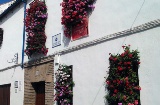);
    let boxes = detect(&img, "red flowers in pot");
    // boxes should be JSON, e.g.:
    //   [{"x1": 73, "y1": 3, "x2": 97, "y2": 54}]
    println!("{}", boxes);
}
[{"x1": 61, "y1": 0, "x2": 95, "y2": 37}]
